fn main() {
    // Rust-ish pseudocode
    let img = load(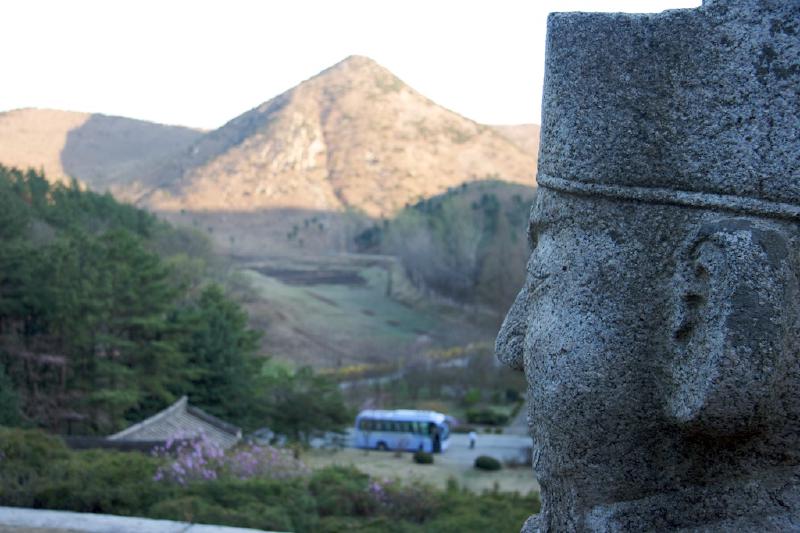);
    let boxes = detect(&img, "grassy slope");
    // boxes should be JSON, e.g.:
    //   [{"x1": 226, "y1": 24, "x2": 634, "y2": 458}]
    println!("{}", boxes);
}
[
  {"x1": 240, "y1": 255, "x2": 495, "y2": 368},
  {"x1": 168, "y1": 181, "x2": 537, "y2": 369}
]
